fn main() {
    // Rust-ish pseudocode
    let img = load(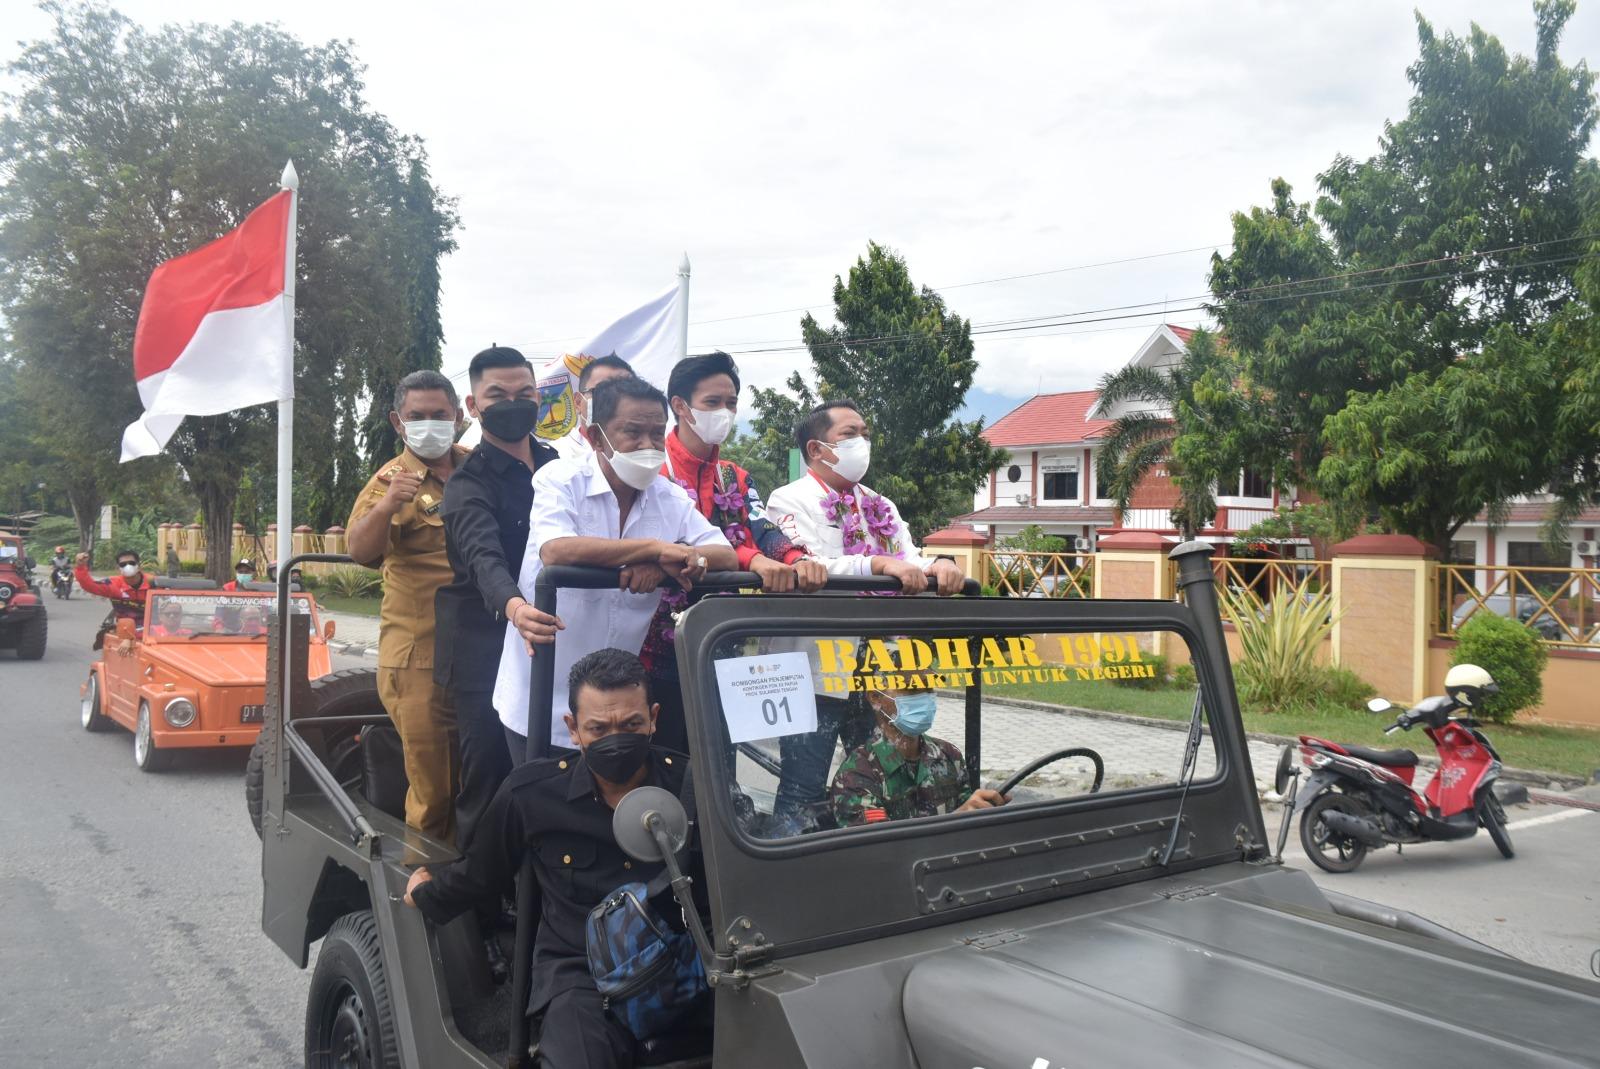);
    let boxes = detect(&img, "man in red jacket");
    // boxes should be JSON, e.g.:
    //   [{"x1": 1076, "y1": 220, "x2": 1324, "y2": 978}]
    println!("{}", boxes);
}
[
  {"x1": 76, "y1": 548, "x2": 154, "y2": 645},
  {"x1": 639, "y1": 351, "x2": 827, "y2": 752}
]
